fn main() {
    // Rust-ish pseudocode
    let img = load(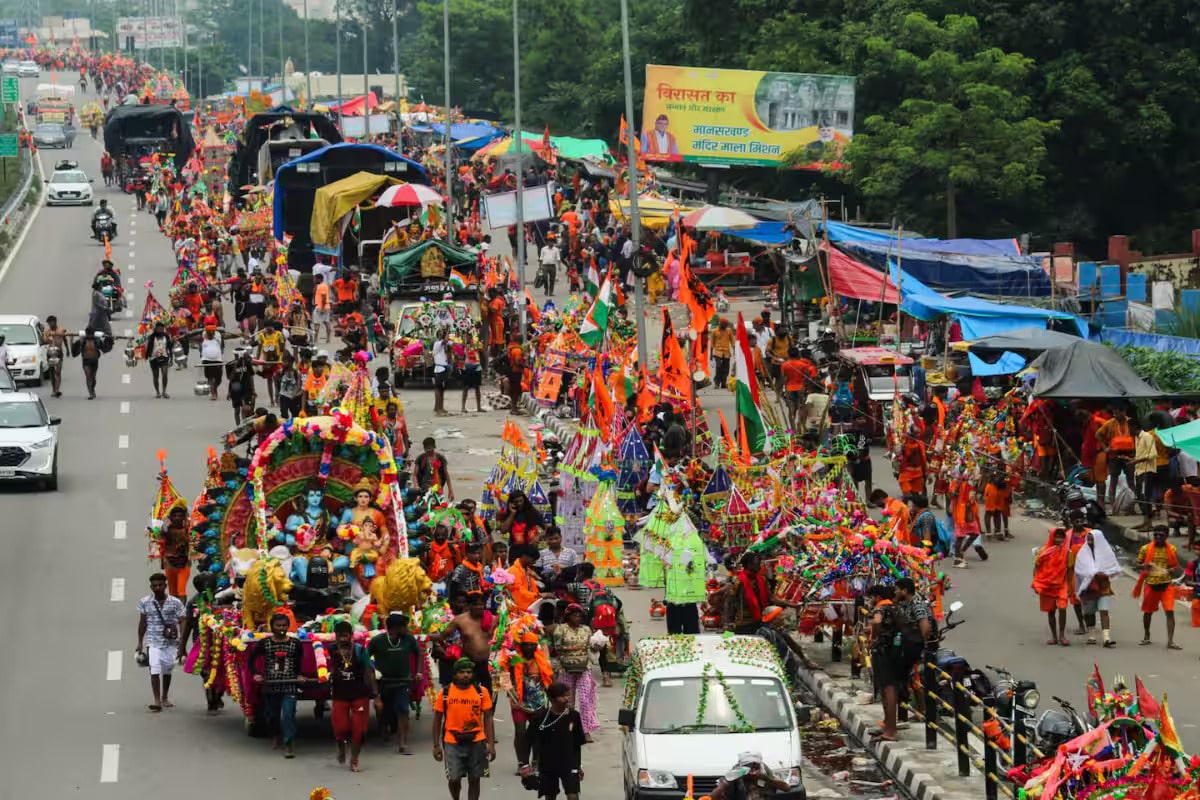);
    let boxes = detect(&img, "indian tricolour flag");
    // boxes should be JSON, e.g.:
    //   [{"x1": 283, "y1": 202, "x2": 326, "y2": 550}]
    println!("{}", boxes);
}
[
  {"x1": 579, "y1": 268, "x2": 614, "y2": 348},
  {"x1": 733, "y1": 312, "x2": 767, "y2": 454},
  {"x1": 449, "y1": 269, "x2": 468, "y2": 290},
  {"x1": 584, "y1": 259, "x2": 600, "y2": 297}
]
